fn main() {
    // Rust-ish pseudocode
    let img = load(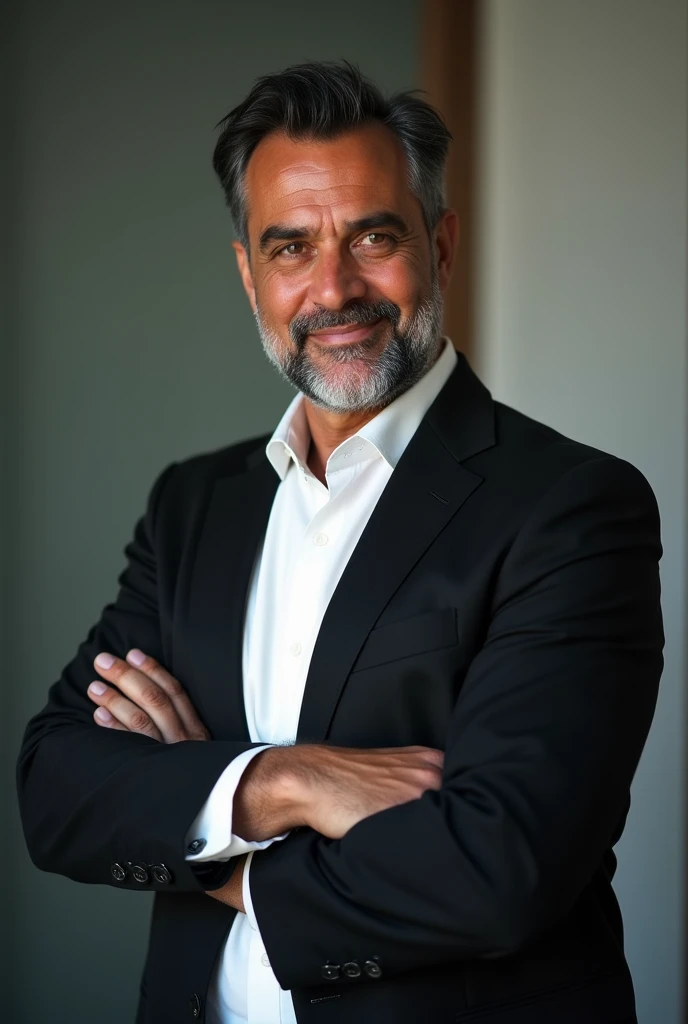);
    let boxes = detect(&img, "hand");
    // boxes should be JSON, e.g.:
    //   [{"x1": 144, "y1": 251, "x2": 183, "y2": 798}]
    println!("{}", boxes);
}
[
  {"x1": 87, "y1": 649, "x2": 210, "y2": 743},
  {"x1": 233, "y1": 743, "x2": 444, "y2": 841},
  {"x1": 205, "y1": 854, "x2": 247, "y2": 914}
]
